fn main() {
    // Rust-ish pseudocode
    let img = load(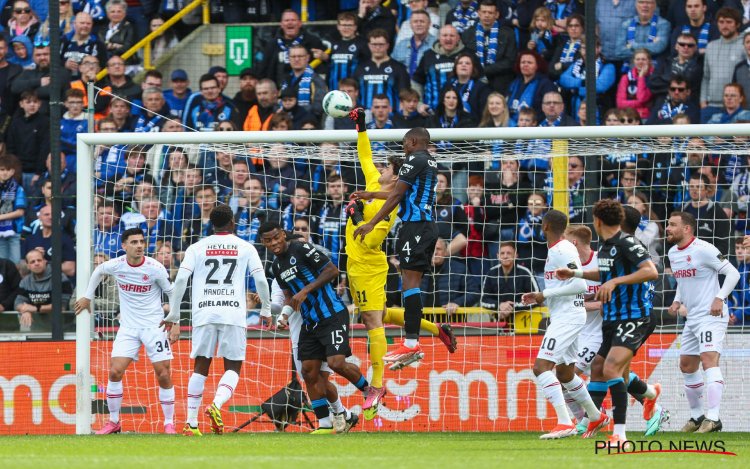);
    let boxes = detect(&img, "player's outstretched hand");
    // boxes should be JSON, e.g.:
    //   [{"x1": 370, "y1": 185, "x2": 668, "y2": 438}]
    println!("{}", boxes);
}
[
  {"x1": 249, "y1": 292, "x2": 261, "y2": 303},
  {"x1": 710, "y1": 297, "x2": 724, "y2": 317},
  {"x1": 349, "y1": 107, "x2": 366, "y2": 132},
  {"x1": 744, "y1": 235, "x2": 750, "y2": 249},
  {"x1": 668, "y1": 301, "x2": 681, "y2": 316},
  {"x1": 596, "y1": 280, "x2": 616, "y2": 303},
  {"x1": 353, "y1": 222, "x2": 374, "y2": 241},
  {"x1": 555, "y1": 267, "x2": 574, "y2": 280},
  {"x1": 74, "y1": 297, "x2": 91, "y2": 315},
  {"x1": 521, "y1": 292, "x2": 543, "y2": 305}
]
